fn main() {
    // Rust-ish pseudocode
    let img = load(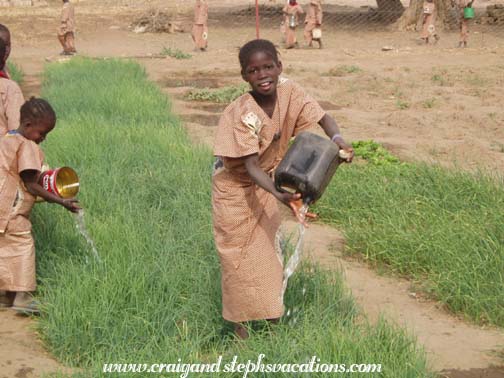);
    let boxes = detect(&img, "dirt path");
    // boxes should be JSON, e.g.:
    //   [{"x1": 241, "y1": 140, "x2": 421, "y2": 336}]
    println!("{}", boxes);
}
[
  {"x1": 1, "y1": 1, "x2": 504, "y2": 377},
  {"x1": 0, "y1": 309, "x2": 68, "y2": 378}
]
